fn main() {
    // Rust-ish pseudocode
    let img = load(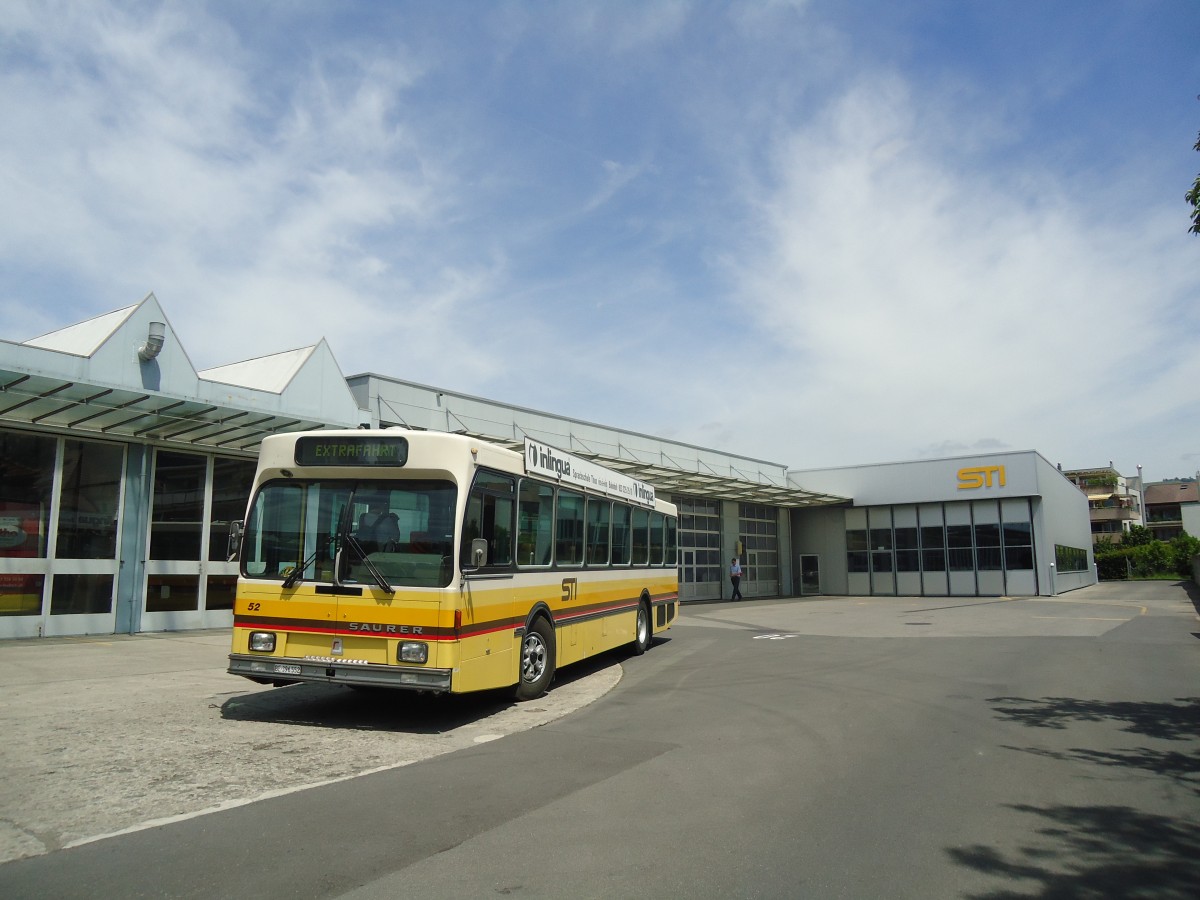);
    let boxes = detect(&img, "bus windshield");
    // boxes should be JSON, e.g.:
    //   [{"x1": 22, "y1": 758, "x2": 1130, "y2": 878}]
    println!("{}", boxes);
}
[{"x1": 241, "y1": 479, "x2": 457, "y2": 589}]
